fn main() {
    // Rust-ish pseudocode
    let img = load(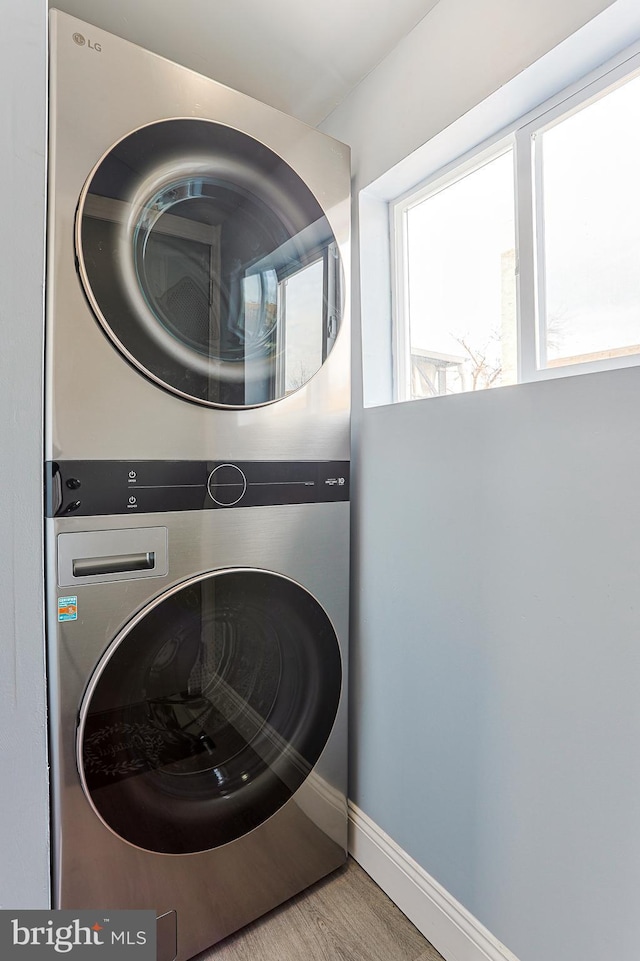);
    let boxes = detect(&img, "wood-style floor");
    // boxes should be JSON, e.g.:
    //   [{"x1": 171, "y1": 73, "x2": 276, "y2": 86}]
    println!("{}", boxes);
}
[{"x1": 199, "y1": 858, "x2": 444, "y2": 961}]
